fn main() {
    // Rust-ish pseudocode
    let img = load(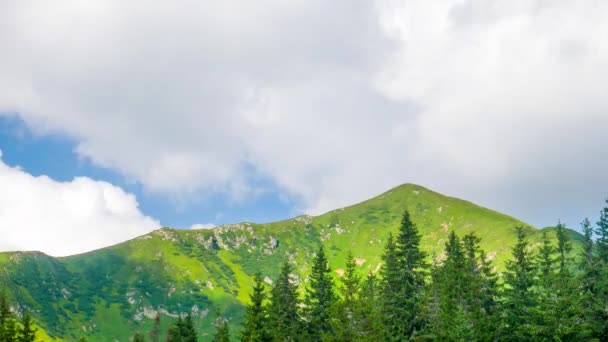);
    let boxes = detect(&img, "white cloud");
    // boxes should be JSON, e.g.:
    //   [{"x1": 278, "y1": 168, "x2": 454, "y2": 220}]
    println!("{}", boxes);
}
[
  {"x1": 190, "y1": 223, "x2": 216, "y2": 230},
  {"x1": 1, "y1": 0, "x2": 608, "y2": 227},
  {"x1": 0, "y1": 151, "x2": 159, "y2": 256}
]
